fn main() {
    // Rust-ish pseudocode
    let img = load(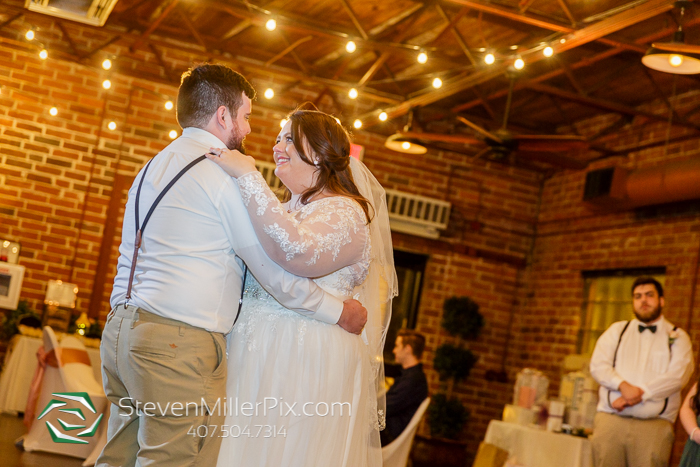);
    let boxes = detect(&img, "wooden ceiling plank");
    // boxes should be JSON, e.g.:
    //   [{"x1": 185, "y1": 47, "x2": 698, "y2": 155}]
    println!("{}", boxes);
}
[
  {"x1": 265, "y1": 35, "x2": 313, "y2": 67},
  {"x1": 526, "y1": 83, "x2": 700, "y2": 132},
  {"x1": 339, "y1": 0, "x2": 368, "y2": 40},
  {"x1": 130, "y1": 0, "x2": 179, "y2": 53},
  {"x1": 177, "y1": 8, "x2": 207, "y2": 49},
  {"x1": 435, "y1": 4, "x2": 477, "y2": 66},
  {"x1": 555, "y1": 0, "x2": 577, "y2": 27},
  {"x1": 358, "y1": 52, "x2": 390, "y2": 87}
]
